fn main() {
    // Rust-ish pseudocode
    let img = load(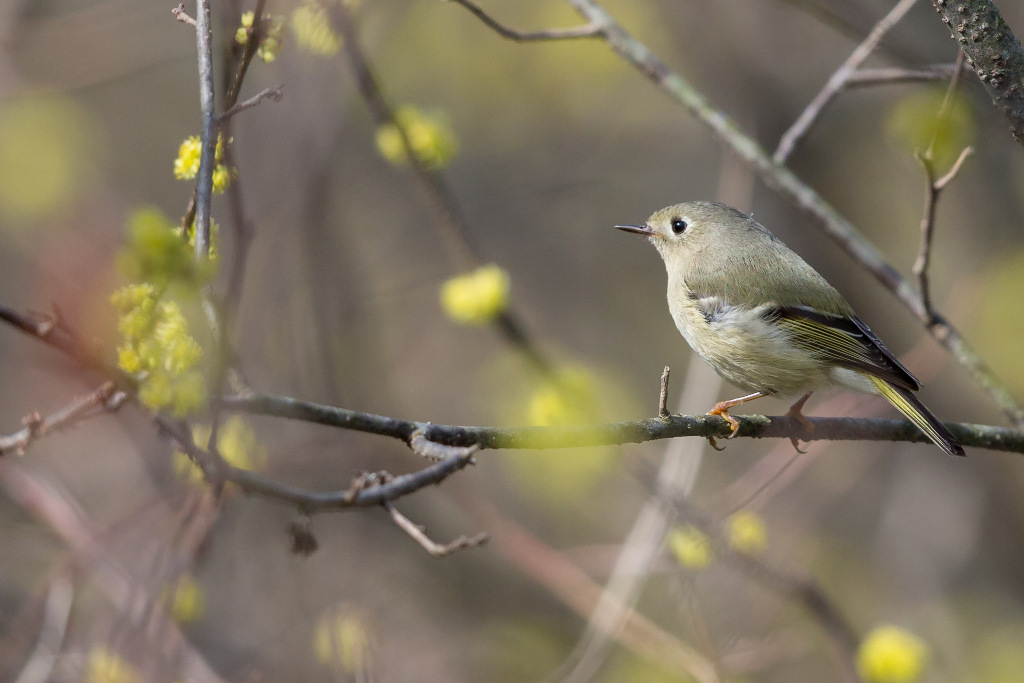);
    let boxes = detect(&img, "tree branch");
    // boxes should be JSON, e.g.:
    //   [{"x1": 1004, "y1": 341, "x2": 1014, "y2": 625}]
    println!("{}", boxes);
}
[
  {"x1": 845, "y1": 63, "x2": 961, "y2": 87},
  {"x1": 193, "y1": 0, "x2": 216, "y2": 258},
  {"x1": 384, "y1": 501, "x2": 488, "y2": 556},
  {"x1": 221, "y1": 392, "x2": 1024, "y2": 453},
  {"x1": 931, "y1": 0, "x2": 1024, "y2": 145},
  {"x1": 446, "y1": 0, "x2": 602, "y2": 42},
  {"x1": 0, "y1": 383, "x2": 126, "y2": 457}
]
